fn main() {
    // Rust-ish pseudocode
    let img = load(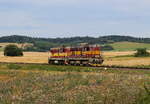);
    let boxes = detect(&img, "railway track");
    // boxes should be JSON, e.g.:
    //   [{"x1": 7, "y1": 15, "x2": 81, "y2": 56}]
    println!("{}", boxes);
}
[
  {"x1": 97, "y1": 65, "x2": 150, "y2": 70},
  {"x1": 0, "y1": 62, "x2": 150, "y2": 71}
]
